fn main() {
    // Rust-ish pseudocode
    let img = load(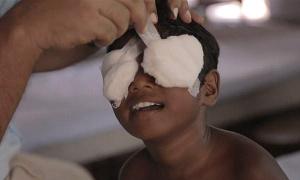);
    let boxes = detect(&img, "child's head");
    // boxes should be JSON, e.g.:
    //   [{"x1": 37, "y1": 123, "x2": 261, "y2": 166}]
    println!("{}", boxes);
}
[
  {"x1": 108, "y1": 1, "x2": 219, "y2": 84},
  {"x1": 105, "y1": 1, "x2": 220, "y2": 141}
]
